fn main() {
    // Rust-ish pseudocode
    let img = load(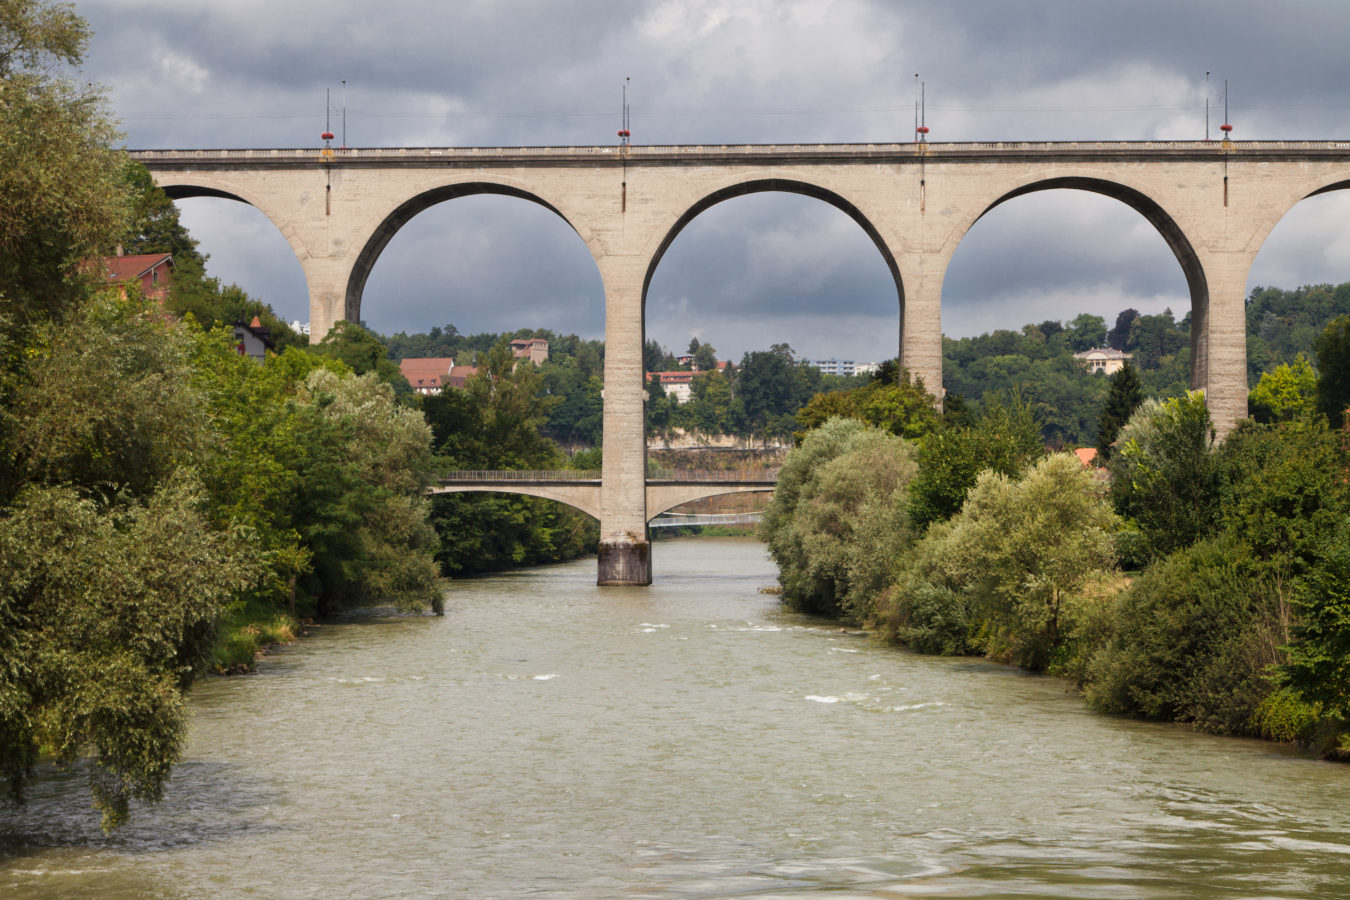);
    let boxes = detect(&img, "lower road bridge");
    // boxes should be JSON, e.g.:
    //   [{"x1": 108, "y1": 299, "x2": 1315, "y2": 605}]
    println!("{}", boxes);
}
[
  {"x1": 648, "y1": 512, "x2": 764, "y2": 529},
  {"x1": 429, "y1": 469, "x2": 778, "y2": 583}
]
